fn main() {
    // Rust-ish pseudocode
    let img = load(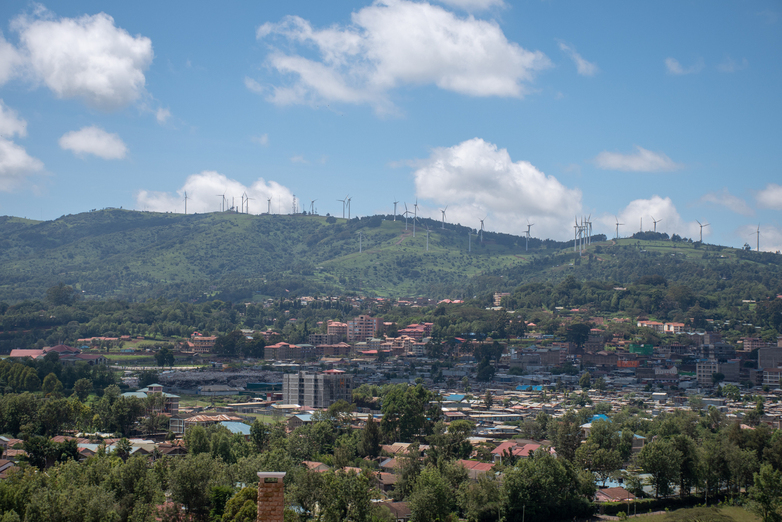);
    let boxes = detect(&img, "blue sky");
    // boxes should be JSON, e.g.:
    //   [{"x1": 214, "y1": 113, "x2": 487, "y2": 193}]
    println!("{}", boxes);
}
[{"x1": 0, "y1": 0, "x2": 780, "y2": 250}]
